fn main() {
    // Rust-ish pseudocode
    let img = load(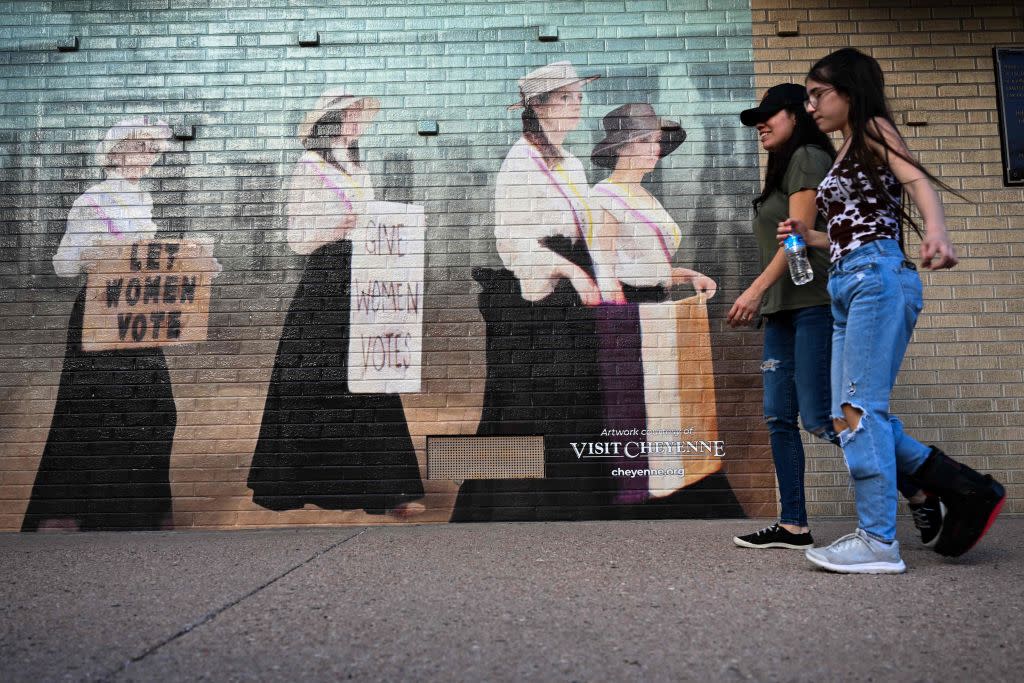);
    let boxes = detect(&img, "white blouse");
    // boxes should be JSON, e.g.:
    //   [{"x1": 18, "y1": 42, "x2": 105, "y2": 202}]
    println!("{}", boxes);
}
[
  {"x1": 53, "y1": 173, "x2": 160, "y2": 277},
  {"x1": 590, "y1": 180, "x2": 682, "y2": 293},
  {"x1": 493, "y1": 136, "x2": 602, "y2": 302},
  {"x1": 286, "y1": 150, "x2": 375, "y2": 255}
]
